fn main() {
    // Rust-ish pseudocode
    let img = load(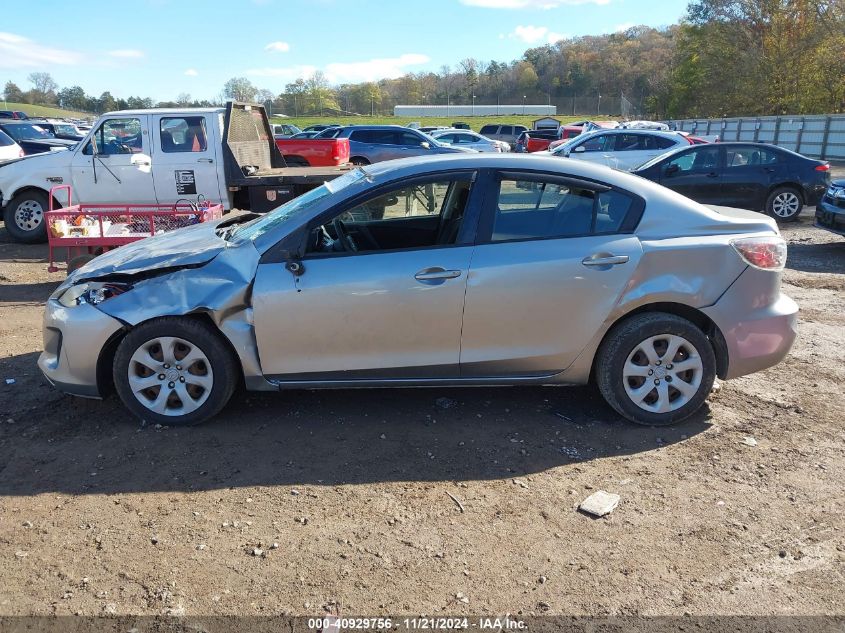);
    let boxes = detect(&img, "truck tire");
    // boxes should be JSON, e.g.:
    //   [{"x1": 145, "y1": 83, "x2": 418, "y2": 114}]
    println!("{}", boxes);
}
[
  {"x1": 350, "y1": 156, "x2": 370, "y2": 166},
  {"x1": 4, "y1": 190, "x2": 51, "y2": 243}
]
